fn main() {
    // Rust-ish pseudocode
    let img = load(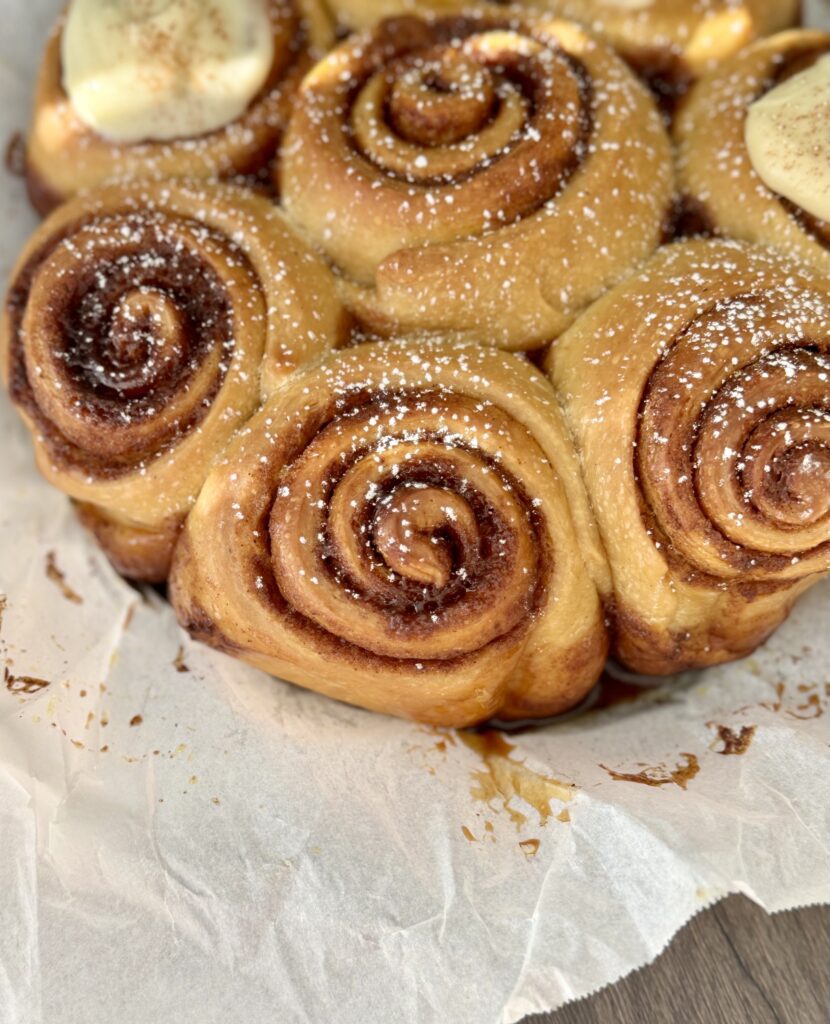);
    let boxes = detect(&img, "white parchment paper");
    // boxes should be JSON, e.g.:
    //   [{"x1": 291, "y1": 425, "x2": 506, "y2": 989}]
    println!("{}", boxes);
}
[{"x1": 1, "y1": 4, "x2": 829, "y2": 1022}]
